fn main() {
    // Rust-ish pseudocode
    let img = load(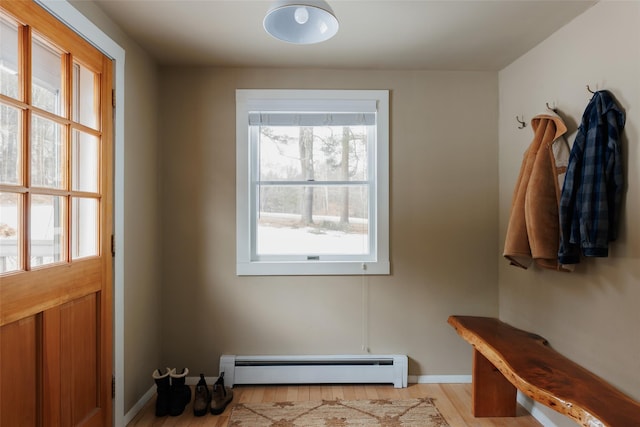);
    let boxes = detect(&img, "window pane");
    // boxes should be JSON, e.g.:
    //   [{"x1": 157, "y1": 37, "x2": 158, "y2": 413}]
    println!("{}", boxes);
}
[
  {"x1": 30, "y1": 194, "x2": 65, "y2": 267},
  {"x1": 72, "y1": 62, "x2": 98, "y2": 129},
  {"x1": 72, "y1": 130, "x2": 98, "y2": 192},
  {"x1": 0, "y1": 192, "x2": 20, "y2": 273},
  {"x1": 31, "y1": 114, "x2": 65, "y2": 189},
  {"x1": 0, "y1": 103, "x2": 21, "y2": 185},
  {"x1": 256, "y1": 185, "x2": 369, "y2": 256},
  {"x1": 72, "y1": 197, "x2": 98, "y2": 259},
  {"x1": 0, "y1": 16, "x2": 19, "y2": 99},
  {"x1": 258, "y1": 125, "x2": 369, "y2": 182},
  {"x1": 32, "y1": 35, "x2": 63, "y2": 115}
]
